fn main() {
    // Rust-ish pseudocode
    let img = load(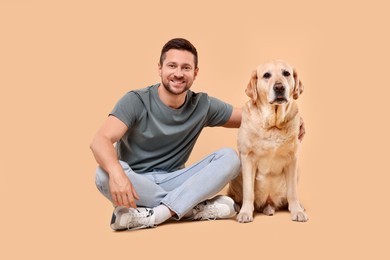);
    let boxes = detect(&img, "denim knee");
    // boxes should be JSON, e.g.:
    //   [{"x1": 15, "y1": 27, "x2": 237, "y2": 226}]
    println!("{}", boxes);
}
[
  {"x1": 95, "y1": 167, "x2": 112, "y2": 201},
  {"x1": 219, "y1": 148, "x2": 241, "y2": 179}
]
